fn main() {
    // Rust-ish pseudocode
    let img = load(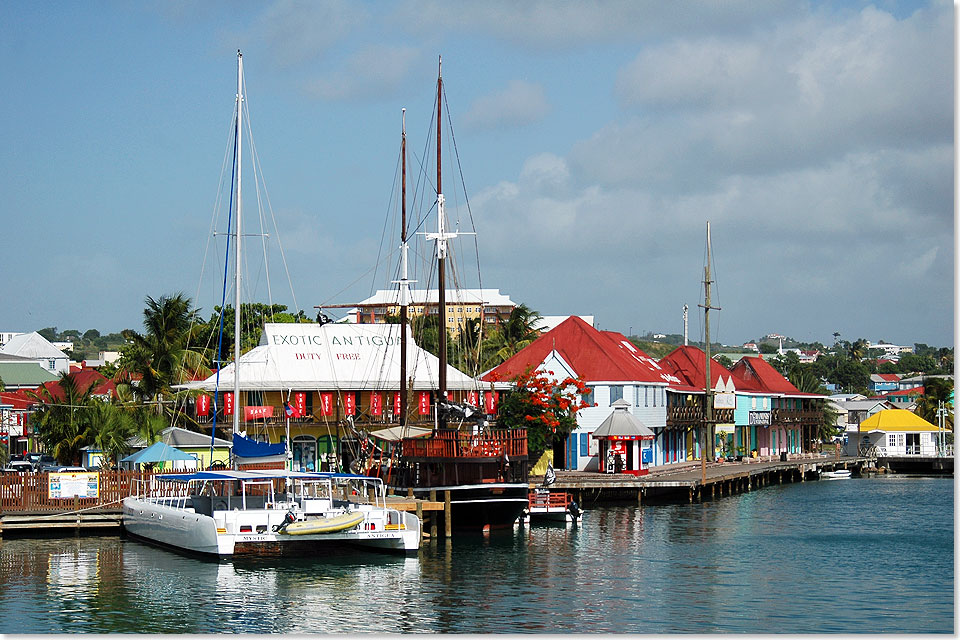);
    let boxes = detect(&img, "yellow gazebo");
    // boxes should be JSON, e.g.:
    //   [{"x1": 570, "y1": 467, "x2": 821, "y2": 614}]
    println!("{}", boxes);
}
[{"x1": 856, "y1": 409, "x2": 944, "y2": 456}]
